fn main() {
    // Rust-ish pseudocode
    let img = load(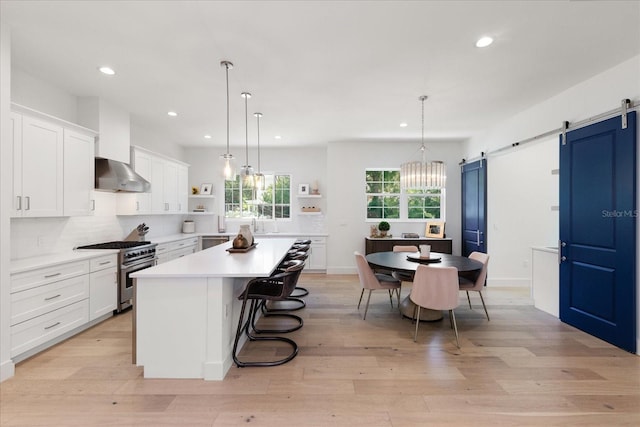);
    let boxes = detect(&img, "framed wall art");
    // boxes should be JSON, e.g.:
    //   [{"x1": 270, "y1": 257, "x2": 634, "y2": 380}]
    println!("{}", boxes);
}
[
  {"x1": 425, "y1": 220, "x2": 445, "y2": 238},
  {"x1": 200, "y1": 183, "x2": 213, "y2": 195}
]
